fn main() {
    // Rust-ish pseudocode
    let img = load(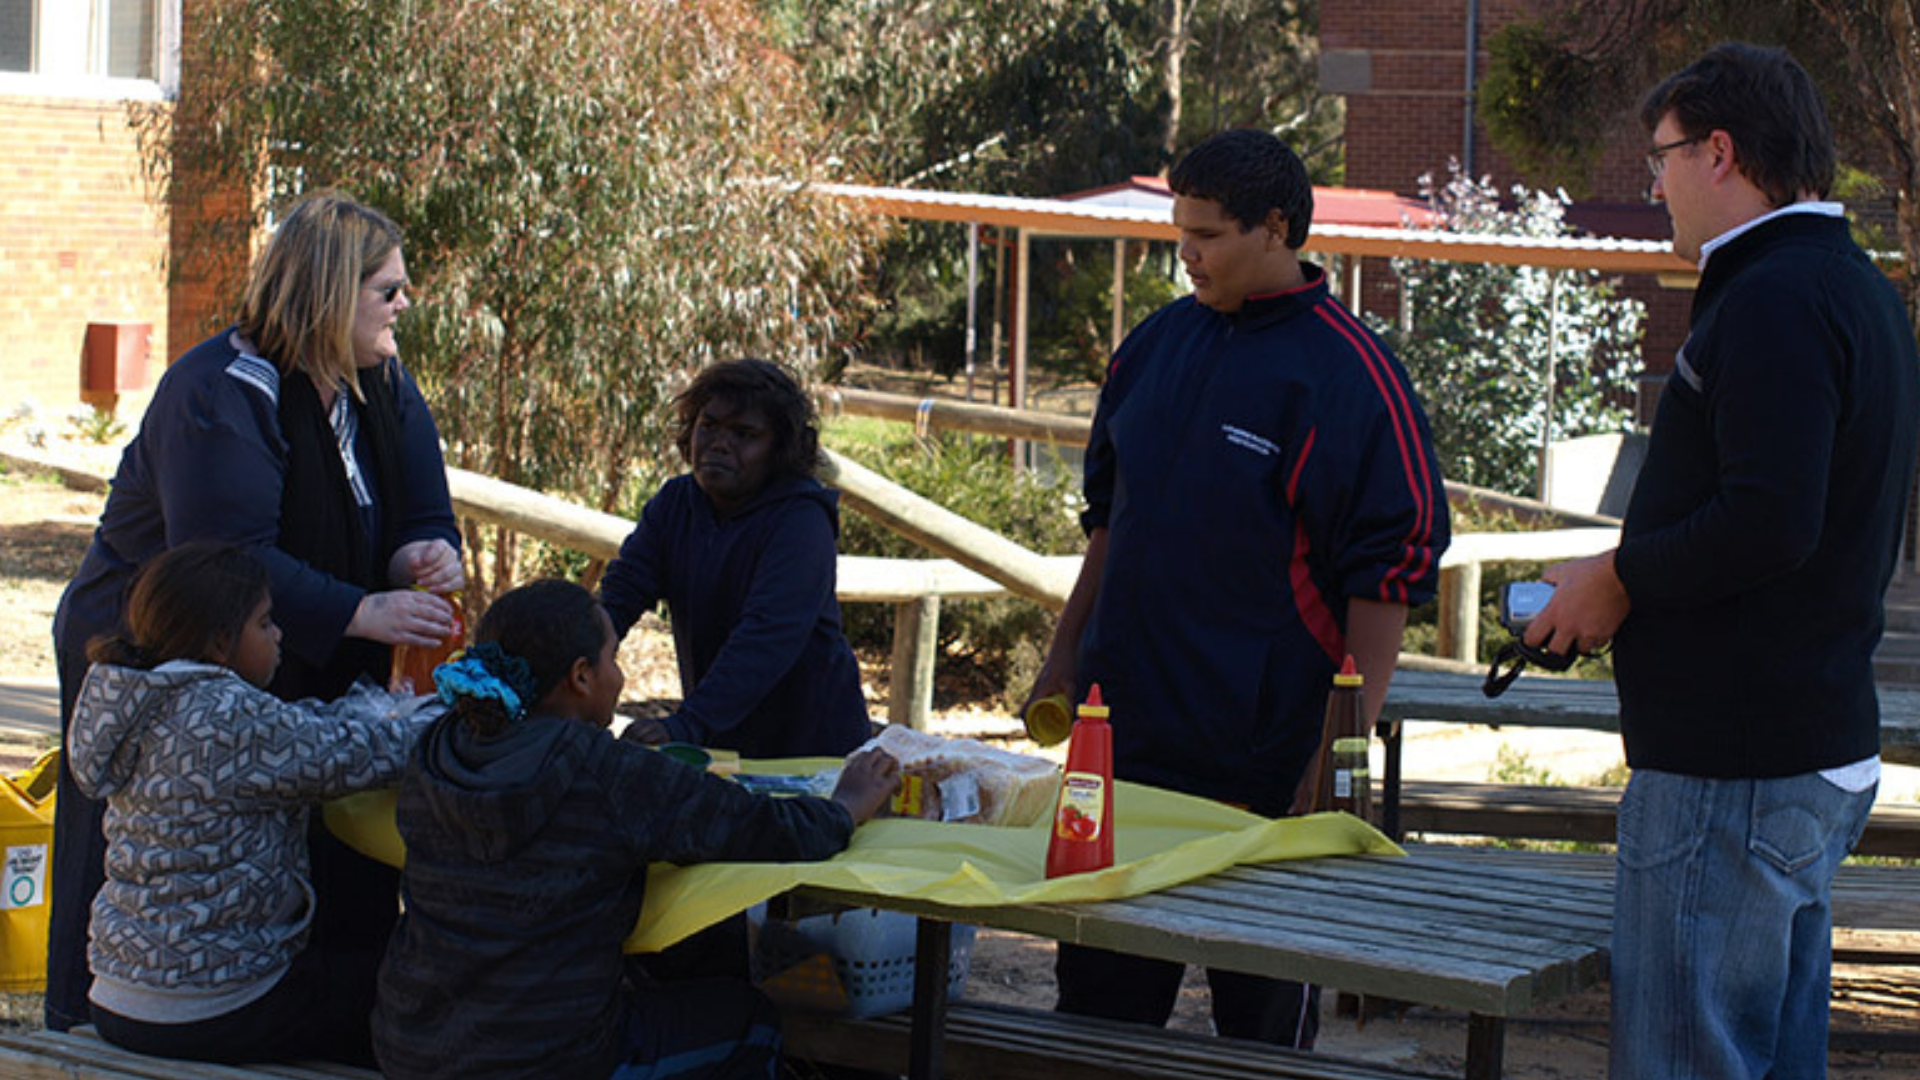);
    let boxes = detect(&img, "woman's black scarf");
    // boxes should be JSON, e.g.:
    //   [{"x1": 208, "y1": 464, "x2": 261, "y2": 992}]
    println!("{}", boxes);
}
[{"x1": 271, "y1": 361, "x2": 409, "y2": 701}]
